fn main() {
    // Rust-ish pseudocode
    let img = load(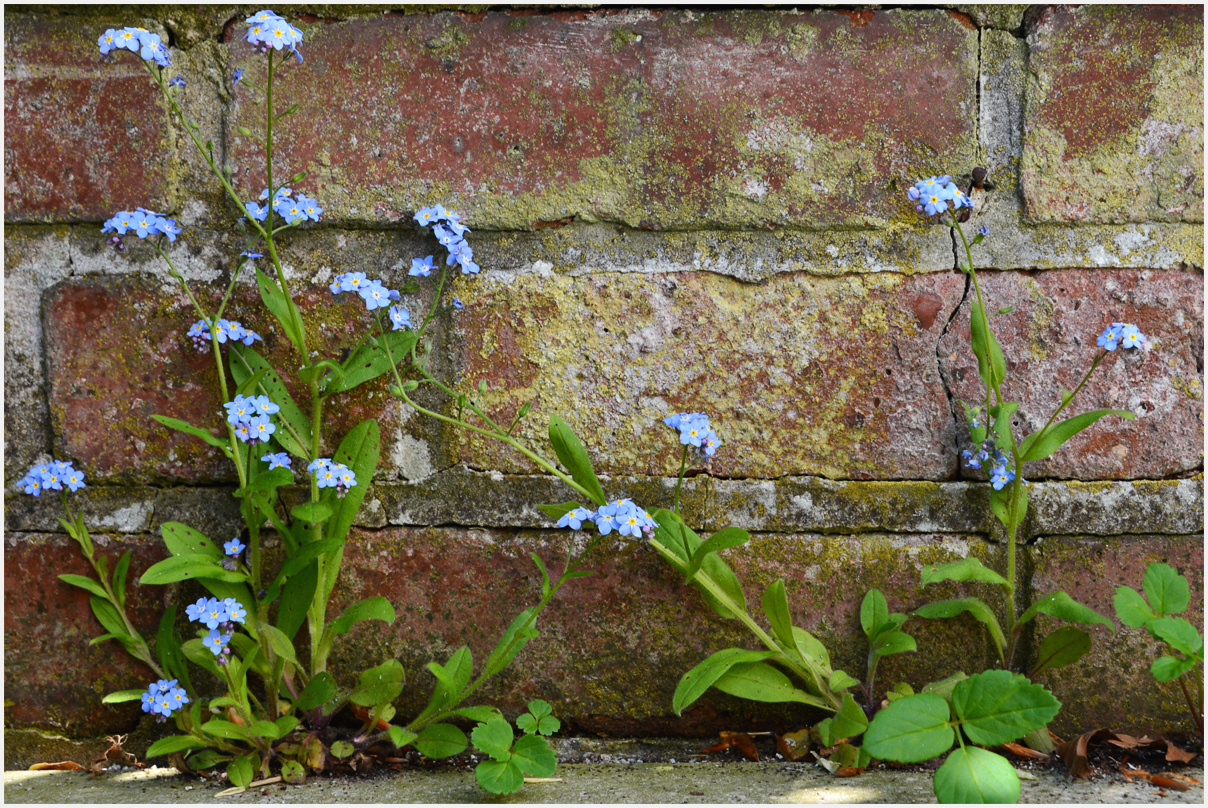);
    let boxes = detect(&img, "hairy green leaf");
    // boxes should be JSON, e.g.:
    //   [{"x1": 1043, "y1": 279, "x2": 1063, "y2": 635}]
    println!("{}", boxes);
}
[
  {"x1": 1019, "y1": 409, "x2": 1134, "y2": 463},
  {"x1": 294, "y1": 671, "x2": 338, "y2": 711},
  {"x1": 59, "y1": 573, "x2": 109, "y2": 599},
  {"x1": 920, "y1": 557, "x2": 1008, "y2": 588},
  {"x1": 484, "y1": 606, "x2": 539, "y2": 678},
  {"x1": 350, "y1": 659, "x2": 405, "y2": 707},
  {"x1": 914, "y1": 597, "x2": 1006, "y2": 659},
  {"x1": 861, "y1": 589, "x2": 890, "y2": 642},
  {"x1": 228, "y1": 347, "x2": 310, "y2": 457},
  {"x1": 327, "y1": 596, "x2": 396, "y2": 637},
  {"x1": 151, "y1": 414, "x2": 230, "y2": 451},
  {"x1": 672, "y1": 648, "x2": 777, "y2": 715},
  {"x1": 1031, "y1": 626, "x2": 1092, "y2": 675},
  {"x1": 140, "y1": 554, "x2": 246, "y2": 586},
  {"x1": 829, "y1": 693, "x2": 869, "y2": 740},
  {"x1": 324, "y1": 330, "x2": 416, "y2": 395},
  {"x1": 548, "y1": 415, "x2": 606, "y2": 506},
  {"x1": 712, "y1": 661, "x2": 821, "y2": 705},
  {"x1": 683, "y1": 526, "x2": 751, "y2": 583},
  {"x1": 1018, "y1": 591, "x2": 1113, "y2": 632},
  {"x1": 146, "y1": 735, "x2": 208, "y2": 757},
  {"x1": 762, "y1": 579, "x2": 796, "y2": 650}
]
